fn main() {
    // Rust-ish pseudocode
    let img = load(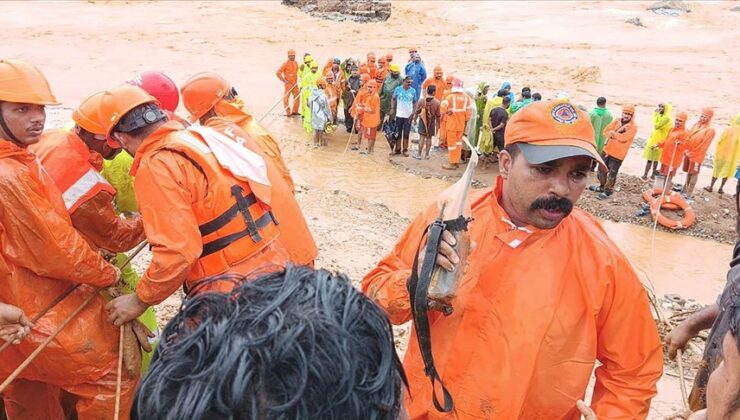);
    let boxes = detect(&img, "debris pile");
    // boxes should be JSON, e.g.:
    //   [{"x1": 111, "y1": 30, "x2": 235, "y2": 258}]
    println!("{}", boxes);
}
[
  {"x1": 647, "y1": 1, "x2": 691, "y2": 17},
  {"x1": 282, "y1": 0, "x2": 392, "y2": 23}
]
